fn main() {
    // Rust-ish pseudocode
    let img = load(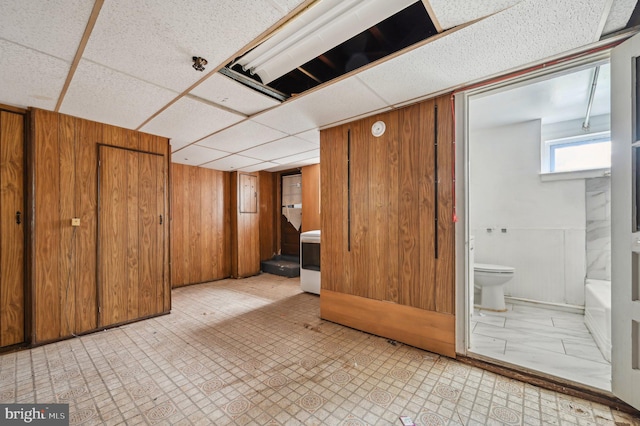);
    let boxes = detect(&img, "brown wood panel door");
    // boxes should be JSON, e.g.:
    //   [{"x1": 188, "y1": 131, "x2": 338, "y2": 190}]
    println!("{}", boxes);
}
[
  {"x1": 0, "y1": 111, "x2": 24, "y2": 347},
  {"x1": 98, "y1": 145, "x2": 165, "y2": 327}
]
